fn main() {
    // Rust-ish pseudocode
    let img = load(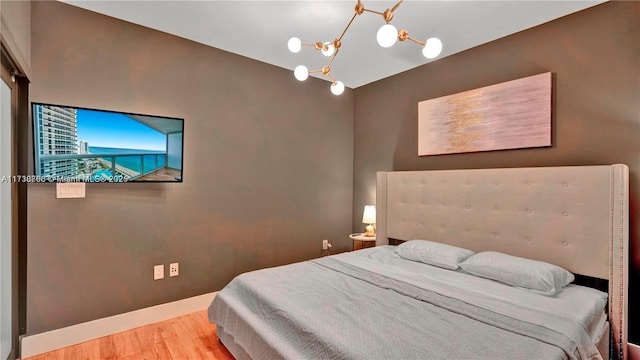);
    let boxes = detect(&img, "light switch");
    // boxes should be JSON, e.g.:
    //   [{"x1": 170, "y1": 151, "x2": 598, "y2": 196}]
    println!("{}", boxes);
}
[
  {"x1": 56, "y1": 183, "x2": 86, "y2": 199},
  {"x1": 154, "y1": 265, "x2": 164, "y2": 280}
]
